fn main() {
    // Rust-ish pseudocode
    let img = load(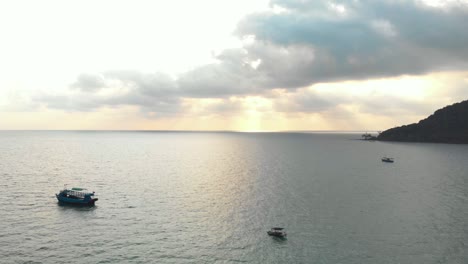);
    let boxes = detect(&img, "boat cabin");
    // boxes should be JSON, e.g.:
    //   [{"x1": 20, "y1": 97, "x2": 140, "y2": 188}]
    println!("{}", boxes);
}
[{"x1": 56, "y1": 186, "x2": 98, "y2": 205}]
